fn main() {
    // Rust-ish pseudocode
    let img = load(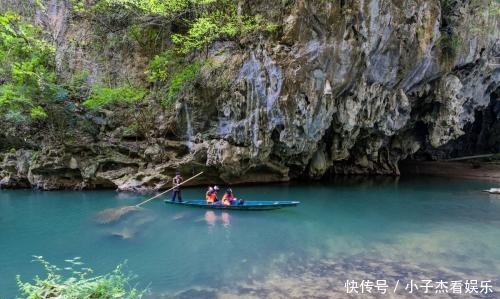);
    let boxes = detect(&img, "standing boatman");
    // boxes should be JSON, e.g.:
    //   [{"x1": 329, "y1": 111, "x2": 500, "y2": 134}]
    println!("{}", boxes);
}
[{"x1": 171, "y1": 171, "x2": 183, "y2": 202}]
